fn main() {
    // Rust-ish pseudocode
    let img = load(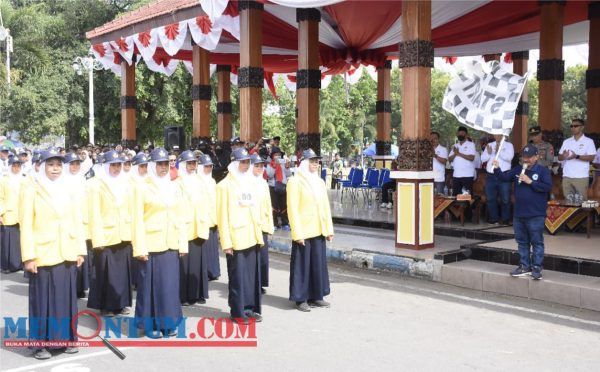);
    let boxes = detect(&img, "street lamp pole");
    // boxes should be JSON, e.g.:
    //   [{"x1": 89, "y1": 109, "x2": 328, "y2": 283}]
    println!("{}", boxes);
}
[{"x1": 73, "y1": 55, "x2": 102, "y2": 145}]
